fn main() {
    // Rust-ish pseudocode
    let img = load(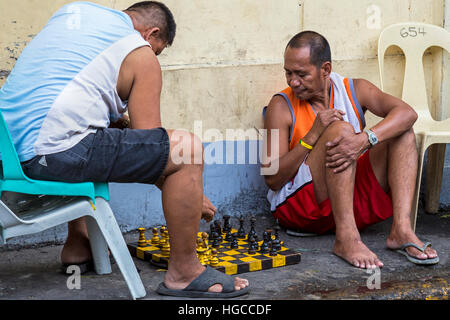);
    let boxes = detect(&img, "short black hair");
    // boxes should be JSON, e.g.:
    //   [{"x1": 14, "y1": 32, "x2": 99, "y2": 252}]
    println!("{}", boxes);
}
[
  {"x1": 286, "y1": 31, "x2": 331, "y2": 69},
  {"x1": 126, "y1": 1, "x2": 176, "y2": 46}
]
